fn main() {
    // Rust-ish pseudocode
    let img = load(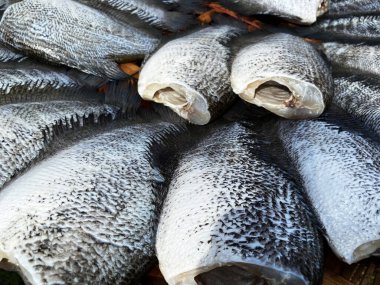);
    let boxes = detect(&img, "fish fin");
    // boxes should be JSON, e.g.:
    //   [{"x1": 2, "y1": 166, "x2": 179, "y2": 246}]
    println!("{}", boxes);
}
[
  {"x1": 67, "y1": 69, "x2": 108, "y2": 89},
  {"x1": 159, "y1": 11, "x2": 194, "y2": 32}
]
